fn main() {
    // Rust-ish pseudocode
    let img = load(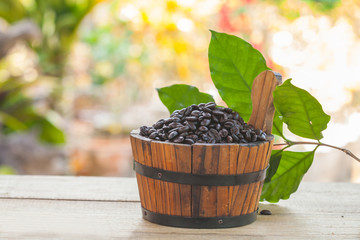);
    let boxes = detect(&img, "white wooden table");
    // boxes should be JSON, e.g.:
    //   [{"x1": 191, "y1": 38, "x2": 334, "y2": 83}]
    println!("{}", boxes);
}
[{"x1": 0, "y1": 176, "x2": 359, "y2": 239}]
